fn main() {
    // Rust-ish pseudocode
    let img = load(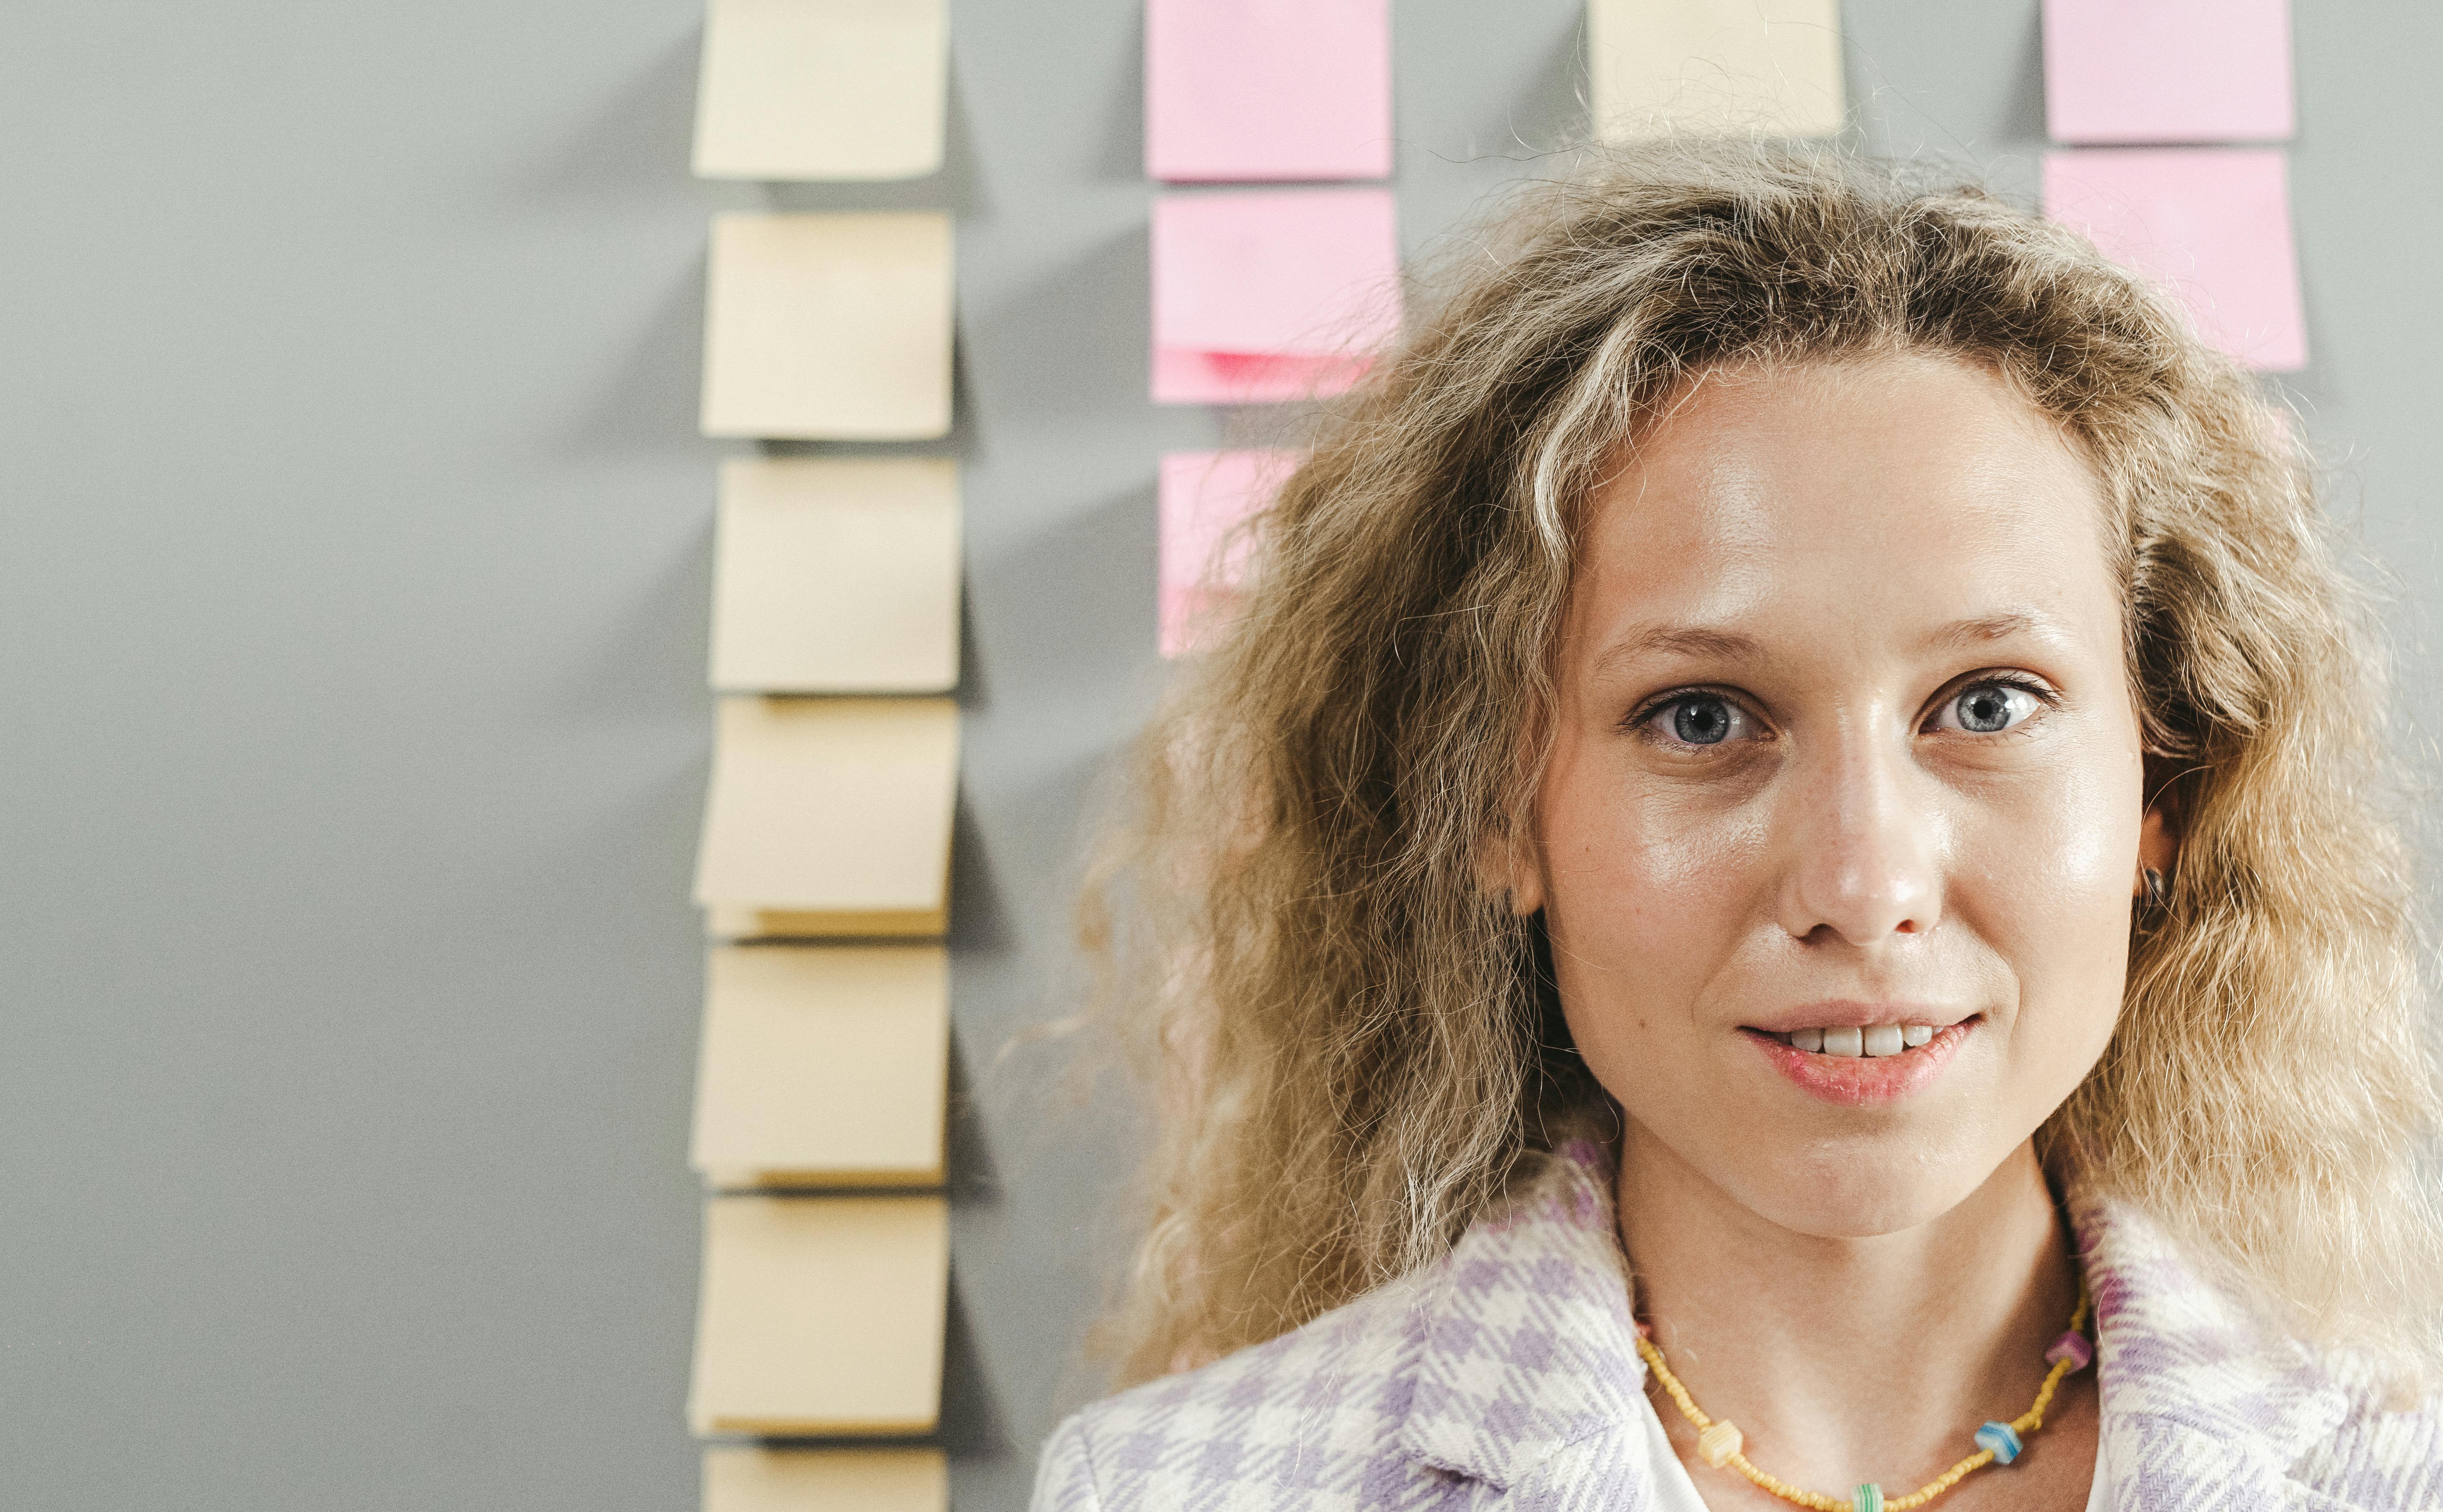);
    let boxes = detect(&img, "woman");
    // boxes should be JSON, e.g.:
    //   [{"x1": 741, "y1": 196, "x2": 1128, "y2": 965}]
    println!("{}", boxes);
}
[{"x1": 1038, "y1": 147, "x2": 2443, "y2": 1512}]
